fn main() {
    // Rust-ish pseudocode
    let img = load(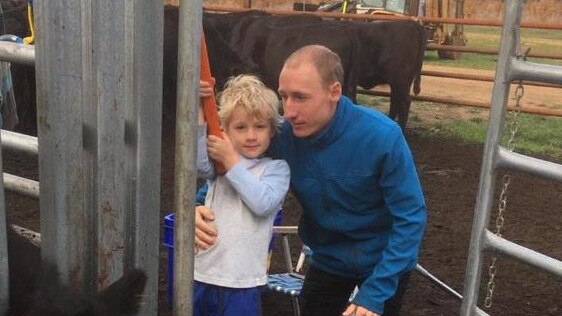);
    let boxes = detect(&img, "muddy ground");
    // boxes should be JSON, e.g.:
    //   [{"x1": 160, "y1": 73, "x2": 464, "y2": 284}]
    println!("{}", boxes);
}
[{"x1": 5, "y1": 108, "x2": 561, "y2": 315}]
